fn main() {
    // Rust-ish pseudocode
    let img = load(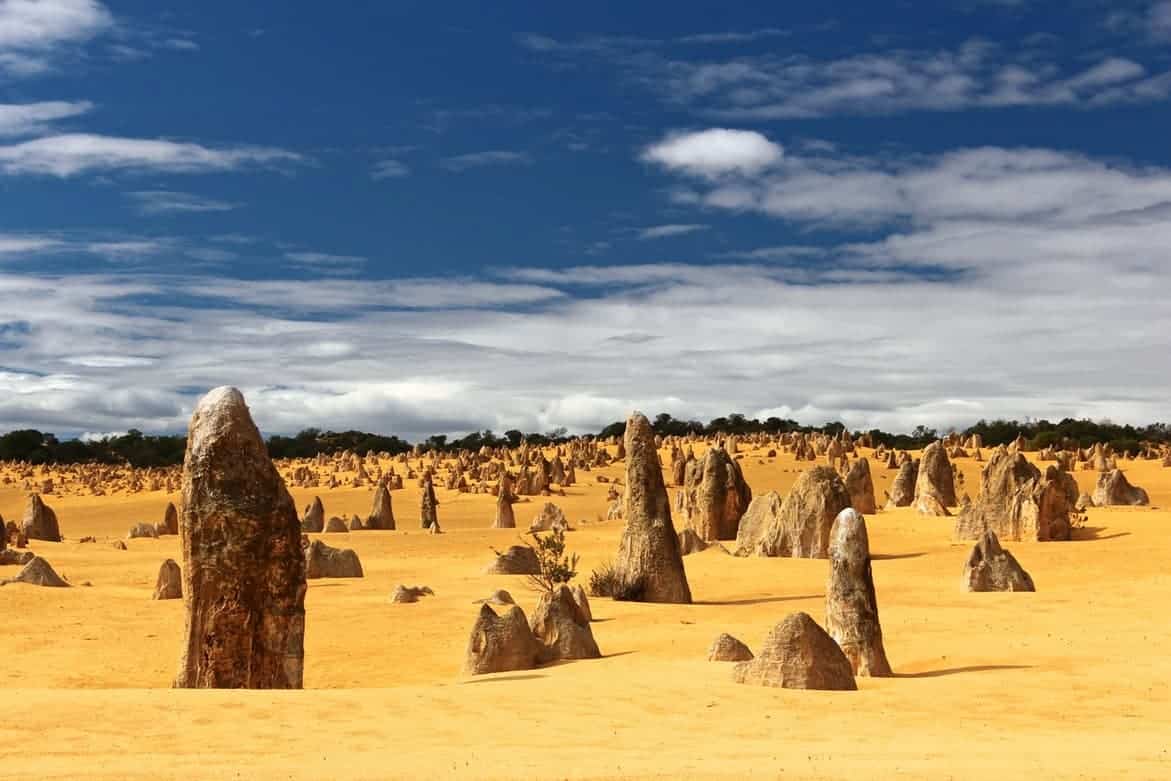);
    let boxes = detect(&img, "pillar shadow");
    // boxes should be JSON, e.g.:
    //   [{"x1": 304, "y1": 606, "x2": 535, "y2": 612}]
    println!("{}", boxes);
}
[{"x1": 893, "y1": 664, "x2": 1033, "y2": 679}]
